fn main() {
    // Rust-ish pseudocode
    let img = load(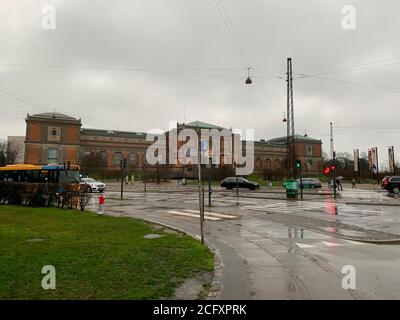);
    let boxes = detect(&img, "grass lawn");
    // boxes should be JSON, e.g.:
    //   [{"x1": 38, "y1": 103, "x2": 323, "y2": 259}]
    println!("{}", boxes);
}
[{"x1": 0, "y1": 205, "x2": 213, "y2": 300}]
